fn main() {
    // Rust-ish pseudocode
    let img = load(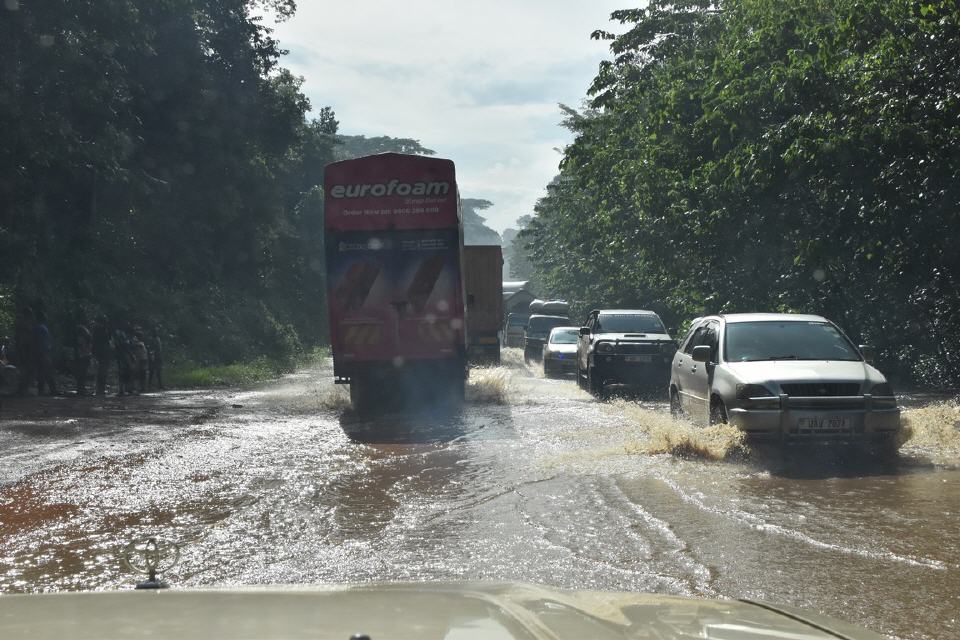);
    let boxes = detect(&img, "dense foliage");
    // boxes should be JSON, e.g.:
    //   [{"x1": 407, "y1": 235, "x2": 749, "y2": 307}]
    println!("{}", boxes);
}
[
  {"x1": 0, "y1": 1, "x2": 442, "y2": 370},
  {"x1": 524, "y1": 0, "x2": 960, "y2": 385}
]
